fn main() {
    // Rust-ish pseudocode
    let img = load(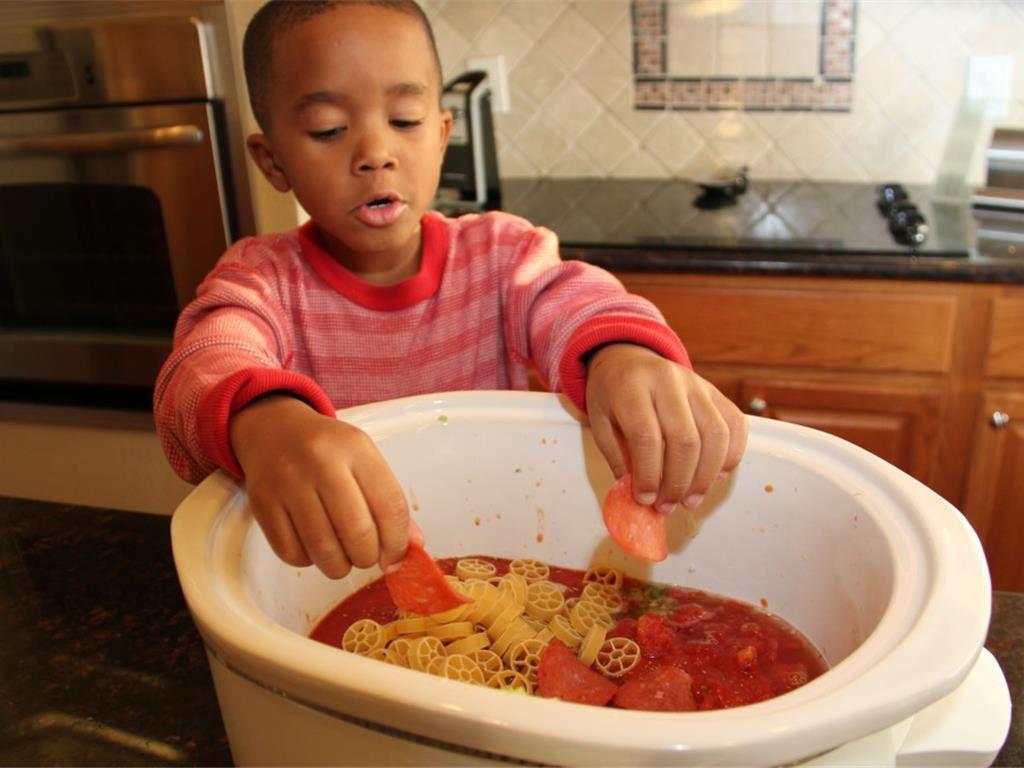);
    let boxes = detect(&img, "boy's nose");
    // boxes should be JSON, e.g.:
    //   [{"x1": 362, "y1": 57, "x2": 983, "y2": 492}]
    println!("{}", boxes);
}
[{"x1": 352, "y1": 131, "x2": 396, "y2": 173}]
